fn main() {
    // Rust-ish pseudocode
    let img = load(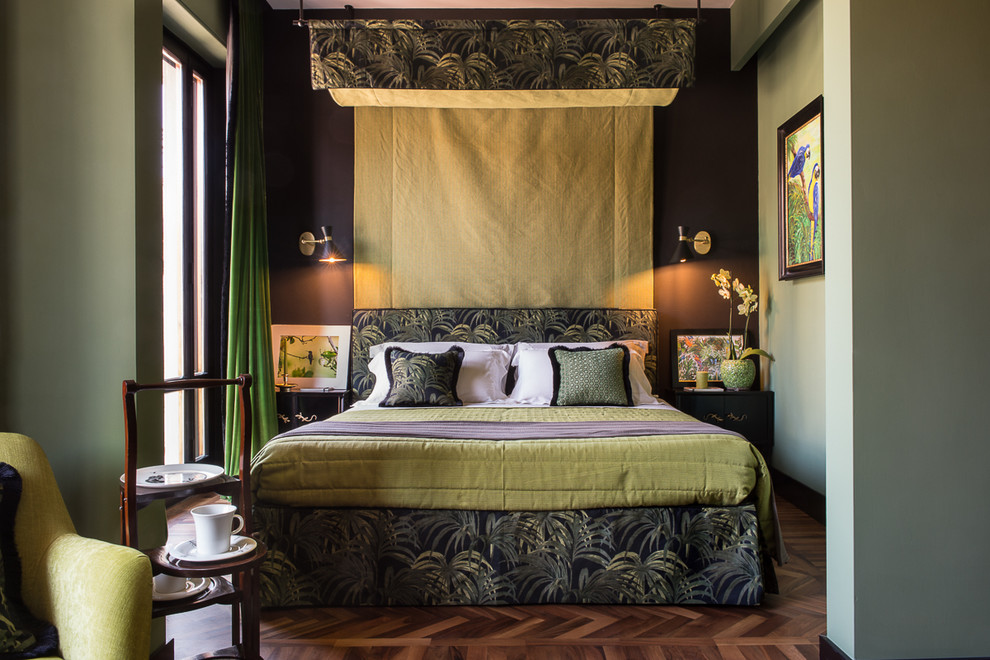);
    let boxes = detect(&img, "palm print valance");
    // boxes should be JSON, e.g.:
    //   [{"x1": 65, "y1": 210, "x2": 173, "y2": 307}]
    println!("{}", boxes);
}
[{"x1": 308, "y1": 19, "x2": 696, "y2": 92}]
